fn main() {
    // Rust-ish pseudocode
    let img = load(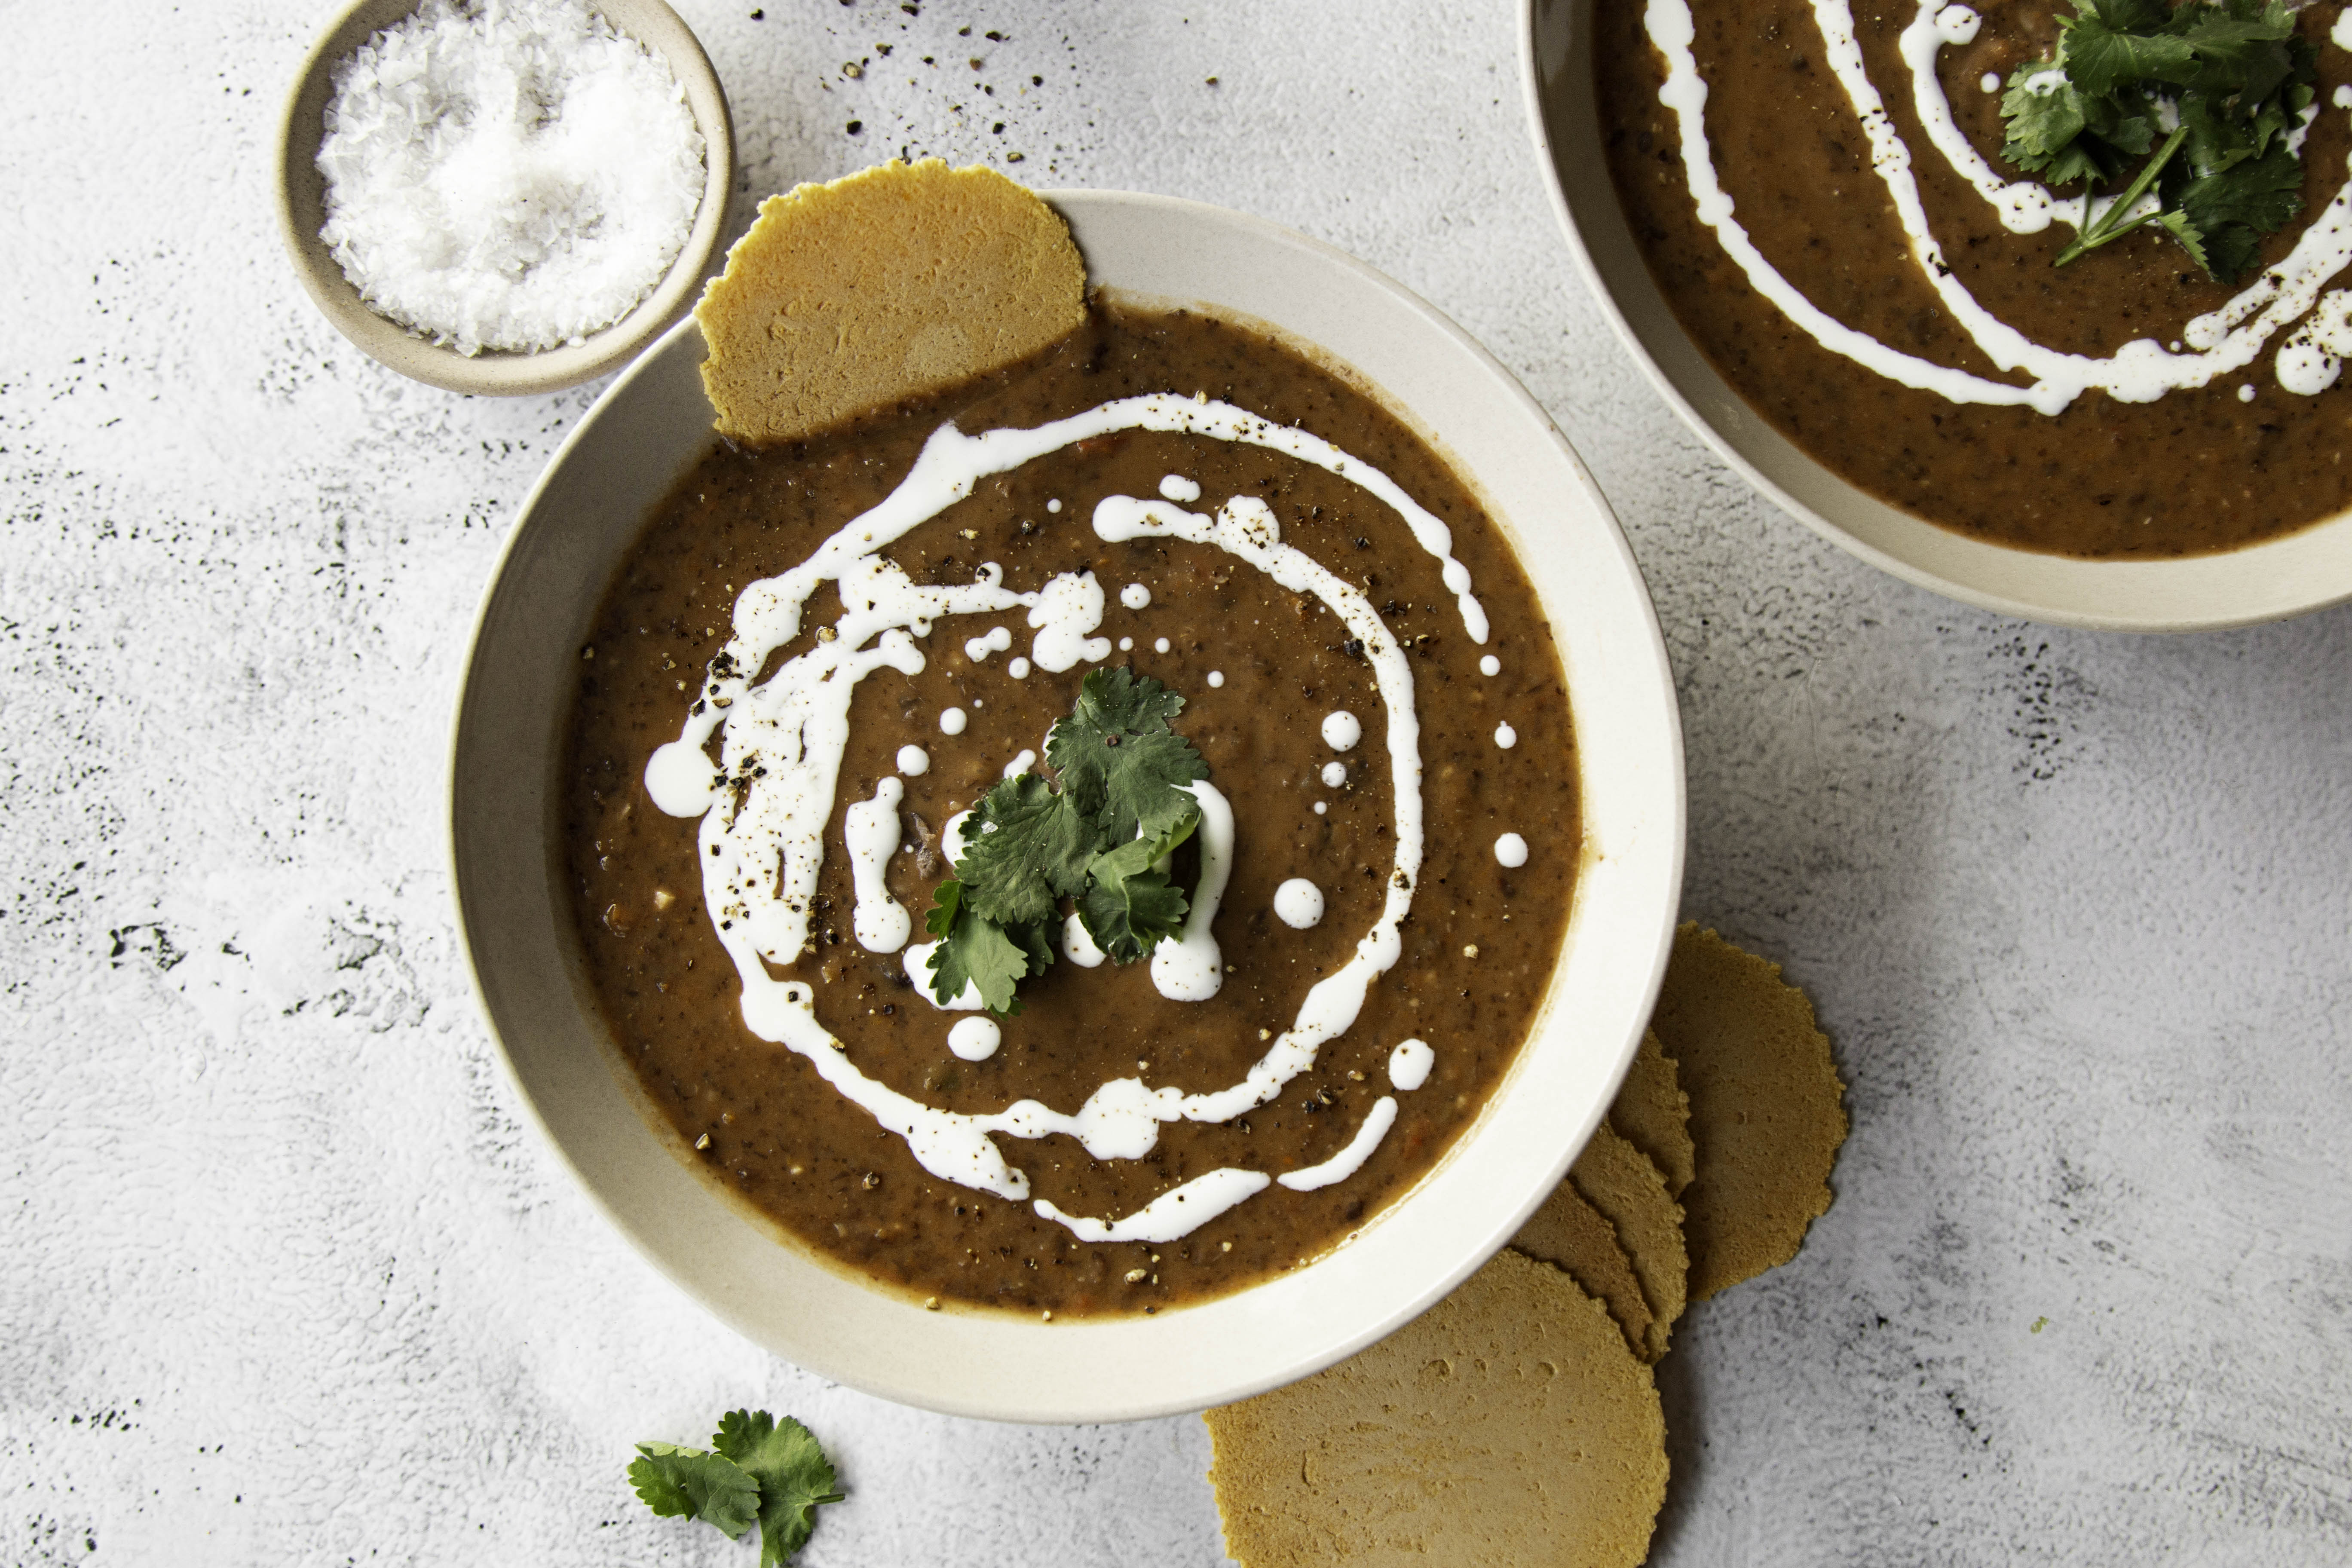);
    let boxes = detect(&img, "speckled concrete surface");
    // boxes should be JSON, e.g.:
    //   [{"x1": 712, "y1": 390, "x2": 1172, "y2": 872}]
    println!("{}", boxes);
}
[{"x1": 4, "y1": 1, "x2": 2350, "y2": 1563}]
